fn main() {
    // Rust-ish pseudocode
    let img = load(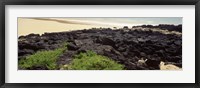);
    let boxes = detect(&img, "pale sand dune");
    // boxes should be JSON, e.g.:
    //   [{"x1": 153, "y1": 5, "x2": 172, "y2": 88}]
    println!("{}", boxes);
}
[{"x1": 18, "y1": 18, "x2": 114, "y2": 36}]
